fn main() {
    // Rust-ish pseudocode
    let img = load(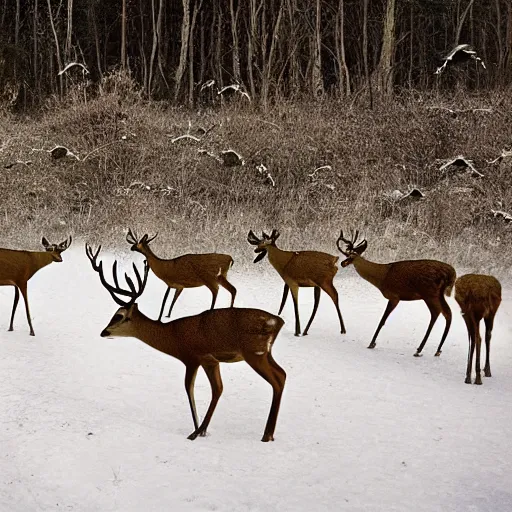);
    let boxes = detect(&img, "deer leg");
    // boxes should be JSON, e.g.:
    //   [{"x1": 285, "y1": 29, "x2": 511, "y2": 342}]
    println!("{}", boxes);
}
[
  {"x1": 414, "y1": 300, "x2": 441, "y2": 357},
  {"x1": 474, "y1": 323, "x2": 483, "y2": 385},
  {"x1": 157, "y1": 287, "x2": 171, "y2": 321},
  {"x1": 165, "y1": 288, "x2": 183, "y2": 320},
  {"x1": 188, "y1": 363, "x2": 223, "y2": 440},
  {"x1": 8, "y1": 286, "x2": 20, "y2": 331},
  {"x1": 319, "y1": 281, "x2": 346, "y2": 334},
  {"x1": 289, "y1": 285, "x2": 301, "y2": 336},
  {"x1": 368, "y1": 299, "x2": 399, "y2": 349},
  {"x1": 483, "y1": 315, "x2": 495, "y2": 377},
  {"x1": 206, "y1": 283, "x2": 220, "y2": 310},
  {"x1": 434, "y1": 295, "x2": 452, "y2": 356},
  {"x1": 19, "y1": 283, "x2": 35, "y2": 336},
  {"x1": 278, "y1": 284, "x2": 289, "y2": 315},
  {"x1": 464, "y1": 315, "x2": 476, "y2": 384},
  {"x1": 267, "y1": 352, "x2": 287, "y2": 389},
  {"x1": 184, "y1": 365, "x2": 200, "y2": 430},
  {"x1": 244, "y1": 352, "x2": 286, "y2": 442},
  {"x1": 303, "y1": 287, "x2": 321, "y2": 336},
  {"x1": 217, "y1": 275, "x2": 237, "y2": 307}
]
